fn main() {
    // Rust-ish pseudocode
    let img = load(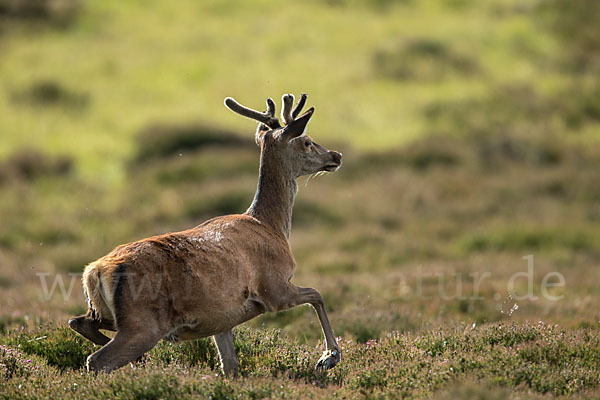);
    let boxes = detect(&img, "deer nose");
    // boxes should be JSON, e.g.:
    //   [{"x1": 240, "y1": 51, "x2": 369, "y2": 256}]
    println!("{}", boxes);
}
[{"x1": 330, "y1": 151, "x2": 342, "y2": 164}]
